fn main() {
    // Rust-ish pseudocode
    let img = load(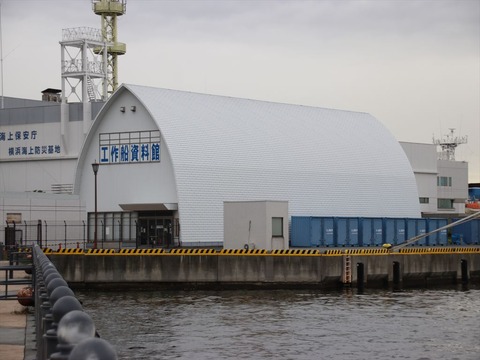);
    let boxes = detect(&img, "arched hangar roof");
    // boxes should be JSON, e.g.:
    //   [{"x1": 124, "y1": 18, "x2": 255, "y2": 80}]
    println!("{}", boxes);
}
[{"x1": 115, "y1": 84, "x2": 420, "y2": 244}]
